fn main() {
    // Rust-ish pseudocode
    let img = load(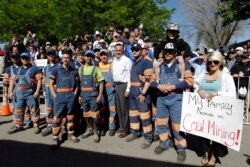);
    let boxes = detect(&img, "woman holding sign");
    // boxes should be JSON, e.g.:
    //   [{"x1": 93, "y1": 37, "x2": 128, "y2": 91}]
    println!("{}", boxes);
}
[{"x1": 197, "y1": 51, "x2": 236, "y2": 166}]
